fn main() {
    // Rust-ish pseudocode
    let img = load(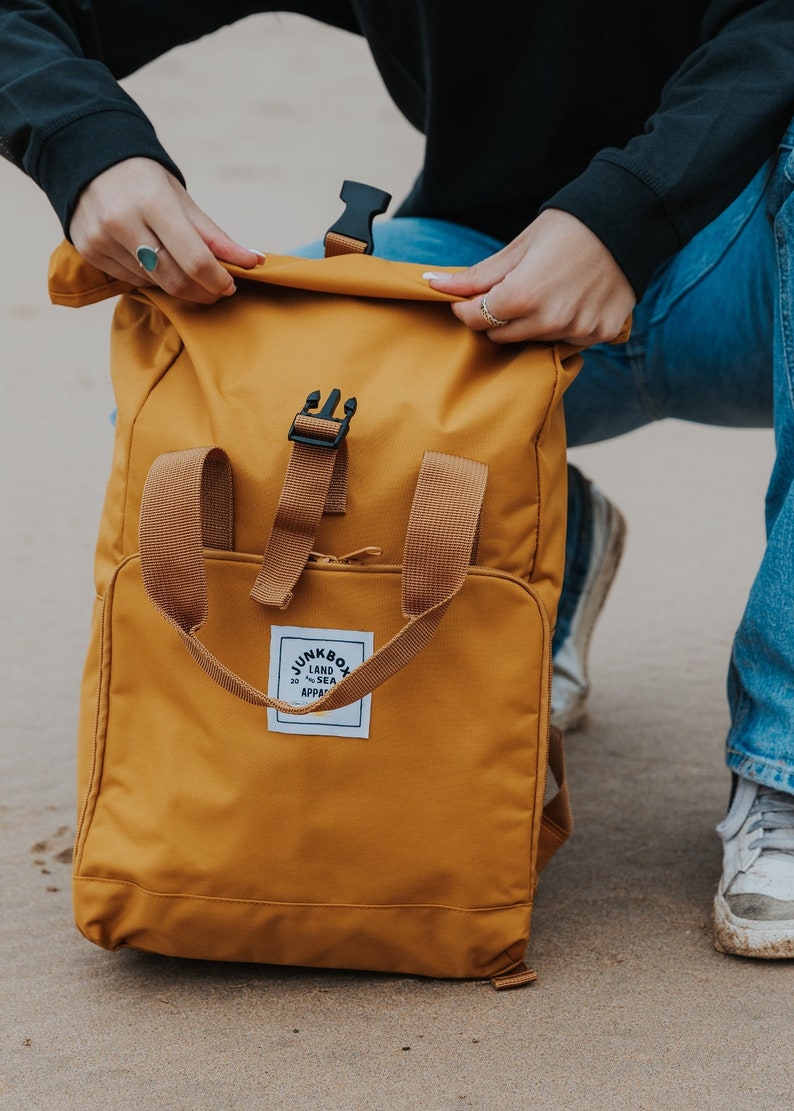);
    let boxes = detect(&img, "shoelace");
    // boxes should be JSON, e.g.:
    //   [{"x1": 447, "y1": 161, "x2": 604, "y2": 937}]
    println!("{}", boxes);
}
[{"x1": 748, "y1": 786, "x2": 794, "y2": 853}]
